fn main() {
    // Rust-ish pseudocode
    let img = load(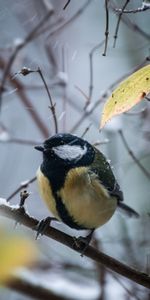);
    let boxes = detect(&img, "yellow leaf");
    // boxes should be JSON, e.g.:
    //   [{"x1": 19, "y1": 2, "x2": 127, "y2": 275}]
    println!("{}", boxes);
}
[
  {"x1": 100, "y1": 65, "x2": 150, "y2": 129},
  {"x1": 0, "y1": 226, "x2": 37, "y2": 283}
]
